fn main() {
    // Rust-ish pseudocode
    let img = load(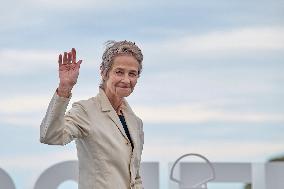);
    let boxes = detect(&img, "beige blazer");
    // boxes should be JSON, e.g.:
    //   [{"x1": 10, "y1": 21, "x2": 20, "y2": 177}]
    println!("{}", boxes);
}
[{"x1": 40, "y1": 89, "x2": 144, "y2": 189}]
